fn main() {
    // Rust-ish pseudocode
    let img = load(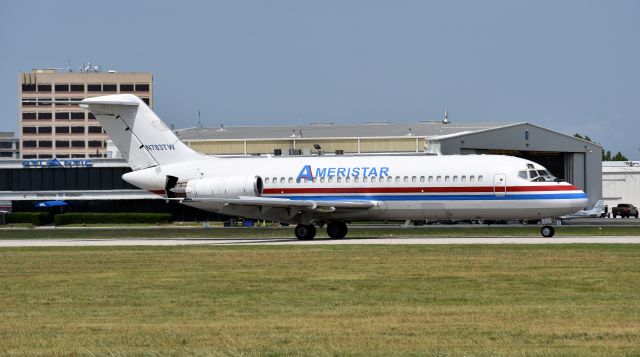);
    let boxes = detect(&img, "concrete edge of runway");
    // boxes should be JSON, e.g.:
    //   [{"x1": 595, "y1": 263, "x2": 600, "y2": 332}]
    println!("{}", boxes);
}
[{"x1": 1, "y1": 236, "x2": 640, "y2": 247}]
